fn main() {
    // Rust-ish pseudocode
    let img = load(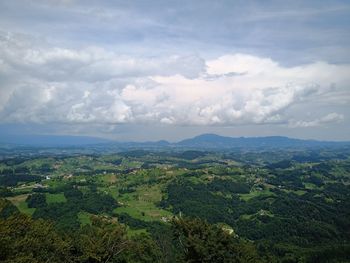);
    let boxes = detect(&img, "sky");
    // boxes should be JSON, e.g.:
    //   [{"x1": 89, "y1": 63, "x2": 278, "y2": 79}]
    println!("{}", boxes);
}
[{"x1": 0, "y1": 0, "x2": 349, "y2": 142}]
